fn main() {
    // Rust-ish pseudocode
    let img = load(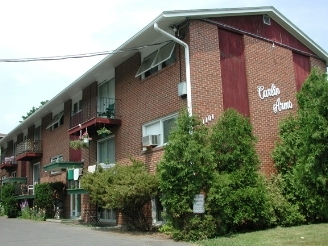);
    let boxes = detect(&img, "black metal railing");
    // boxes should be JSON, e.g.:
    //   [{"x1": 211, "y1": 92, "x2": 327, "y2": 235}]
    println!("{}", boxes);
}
[
  {"x1": 70, "y1": 97, "x2": 121, "y2": 129},
  {"x1": 16, "y1": 140, "x2": 42, "y2": 156}
]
